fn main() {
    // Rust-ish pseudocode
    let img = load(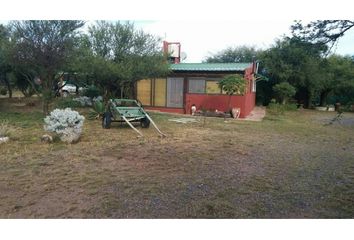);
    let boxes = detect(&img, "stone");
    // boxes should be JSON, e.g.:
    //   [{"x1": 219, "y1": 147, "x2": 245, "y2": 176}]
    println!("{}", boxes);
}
[
  {"x1": 0, "y1": 136, "x2": 9, "y2": 144},
  {"x1": 41, "y1": 134, "x2": 53, "y2": 143}
]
